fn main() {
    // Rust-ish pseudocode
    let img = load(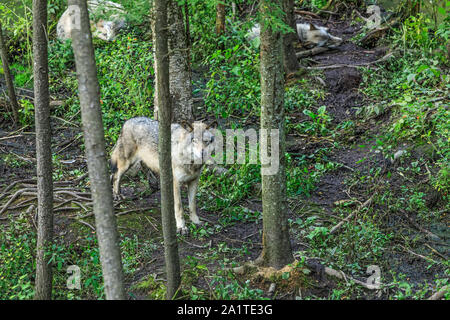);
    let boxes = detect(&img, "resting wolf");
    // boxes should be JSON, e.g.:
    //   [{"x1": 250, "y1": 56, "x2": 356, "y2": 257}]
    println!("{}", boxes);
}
[
  {"x1": 247, "y1": 22, "x2": 342, "y2": 49},
  {"x1": 57, "y1": 0, "x2": 126, "y2": 41},
  {"x1": 110, "y1": 117, "x2": 216, "y2": 234}
]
